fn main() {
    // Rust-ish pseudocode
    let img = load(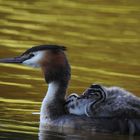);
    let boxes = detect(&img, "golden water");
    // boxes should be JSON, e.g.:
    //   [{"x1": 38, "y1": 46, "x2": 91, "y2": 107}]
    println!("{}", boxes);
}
[{"x1": 0, "y1": 0, "x2": 140, "y2": 139}]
